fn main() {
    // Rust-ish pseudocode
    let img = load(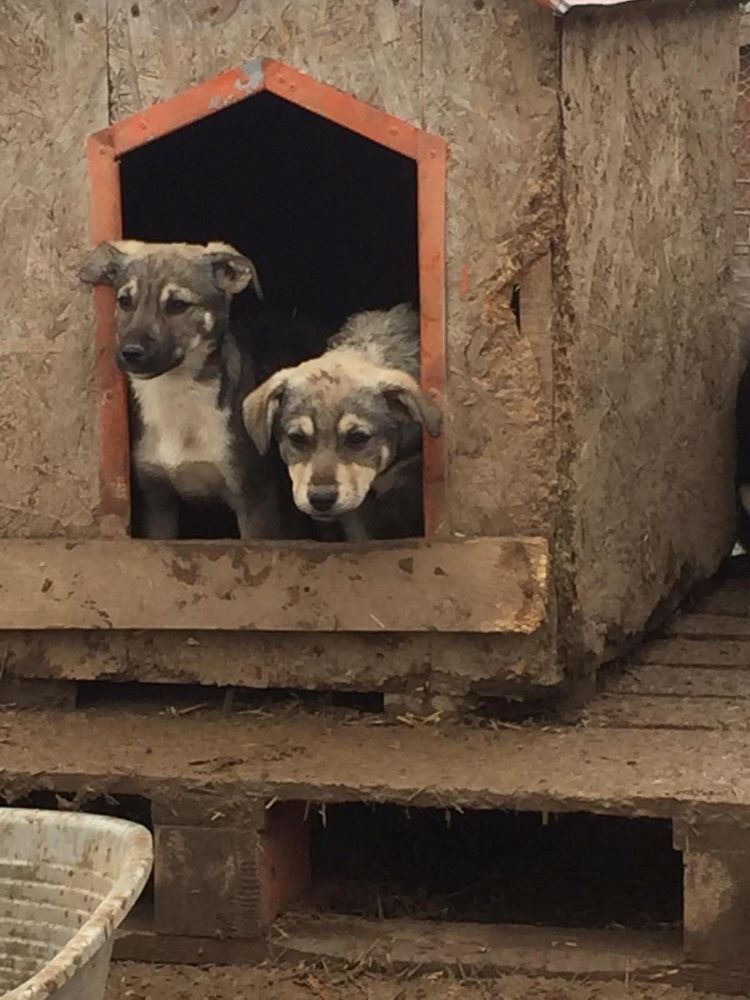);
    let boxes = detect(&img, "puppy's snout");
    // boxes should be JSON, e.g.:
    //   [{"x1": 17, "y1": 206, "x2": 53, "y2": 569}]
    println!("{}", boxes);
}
[
  {"x1": 117, "y1": 332, "x2": 156, "y2": 372},
  {"x1": 117, "y1": 331, "x2": 179, "y2": 377},
  {"x1": 308, "y1": 486, "x2": 338, "y2": 513},
  {"x1": 119, "y1": 343, "x2": 146, "y2": 364}
]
